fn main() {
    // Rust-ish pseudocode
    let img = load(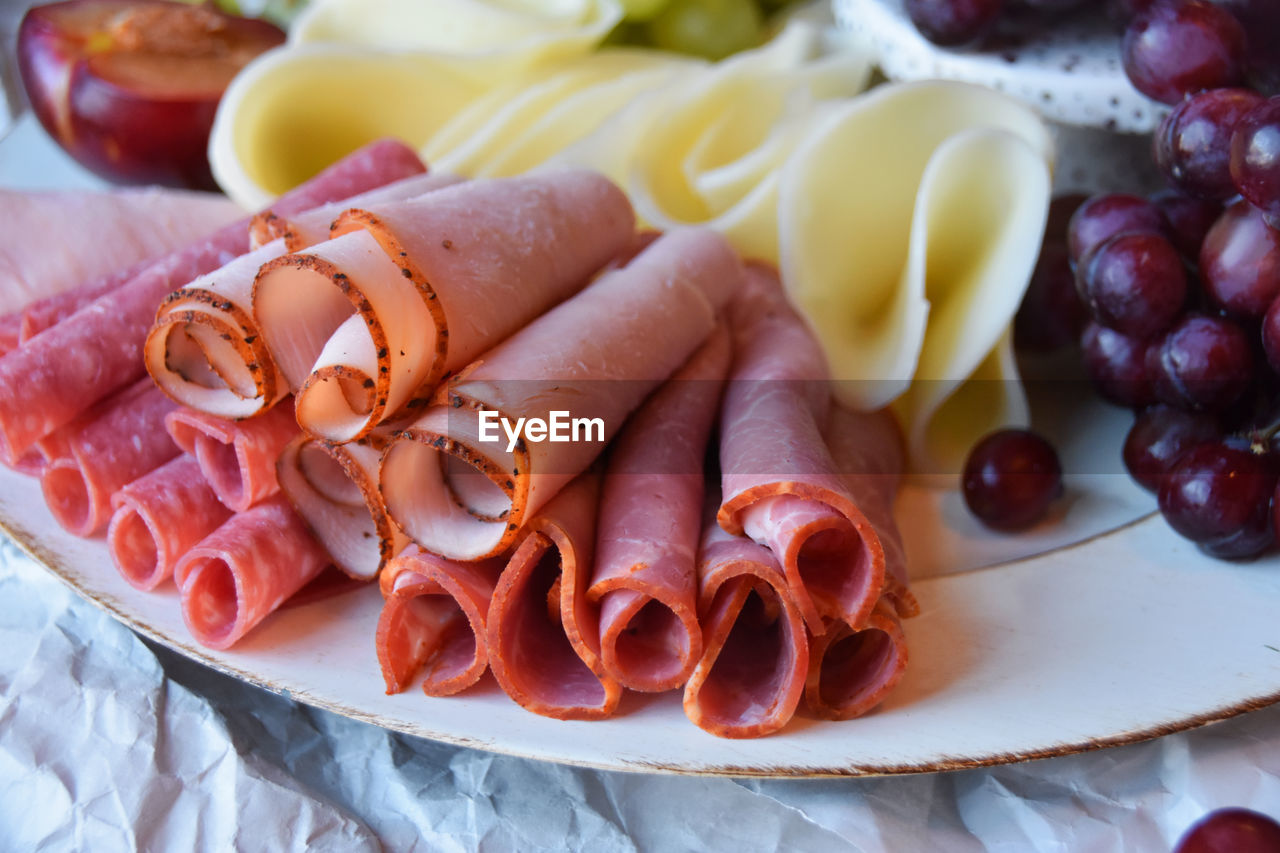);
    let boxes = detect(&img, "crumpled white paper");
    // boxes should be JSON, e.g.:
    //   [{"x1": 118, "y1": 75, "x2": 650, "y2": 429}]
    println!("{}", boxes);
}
[{"x1": 3, "y1": 536, "x2": 1280, "y2": 852}]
